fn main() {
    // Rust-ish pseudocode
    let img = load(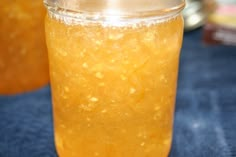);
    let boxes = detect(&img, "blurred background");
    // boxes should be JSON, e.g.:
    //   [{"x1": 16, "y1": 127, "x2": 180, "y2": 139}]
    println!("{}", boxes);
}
[
  {"x1": 184, "y1": 0, "x2": 236, "y2": 46},
  {"x1": 178, "y1": 0, "x2": 236, "y2": 91}
]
